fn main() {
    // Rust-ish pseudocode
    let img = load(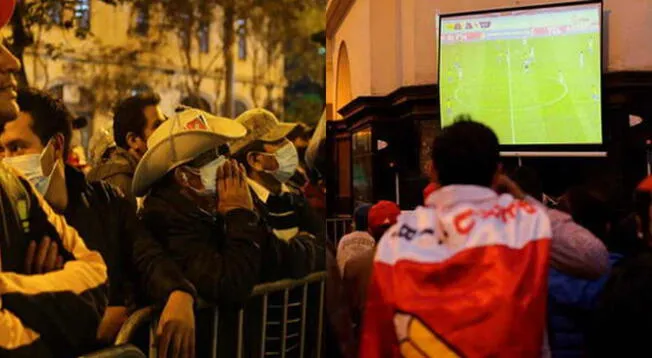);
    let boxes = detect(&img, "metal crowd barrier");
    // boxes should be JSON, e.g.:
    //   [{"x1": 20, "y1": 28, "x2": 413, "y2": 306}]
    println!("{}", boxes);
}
[
  {"x1": 115, "y1": 271, "x2": 327, "y2": 358},
  {"x1": 79, "y1": 344, "x2": 145, "y2": 358},
  {"x1": 325, "y1": 217, "x2": 352, "y2": 246}
]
